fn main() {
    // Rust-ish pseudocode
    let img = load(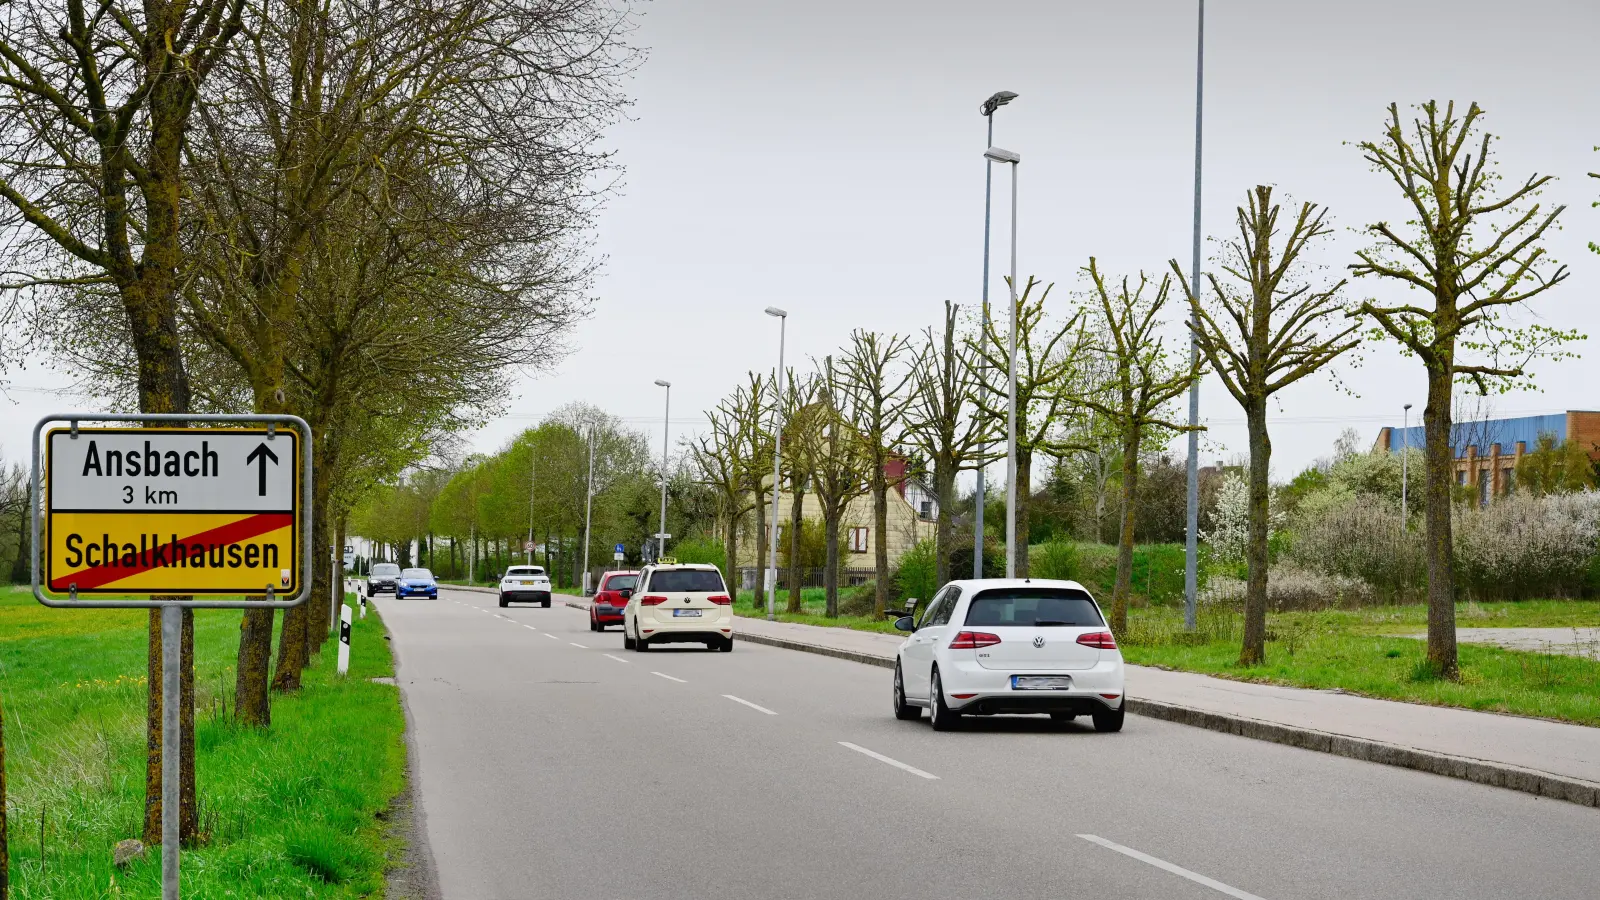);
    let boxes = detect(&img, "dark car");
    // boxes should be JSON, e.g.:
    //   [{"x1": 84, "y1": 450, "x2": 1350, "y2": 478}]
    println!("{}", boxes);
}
[
  {"x1": 367, "y1": 562, "x2": 401, "y2": 595},
  {"x1": 396, "y1": 567, "x2": 438, "y2": 599},
  {"x1": 589, "y1": 571, "x2": 639, "y2": 631}
]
